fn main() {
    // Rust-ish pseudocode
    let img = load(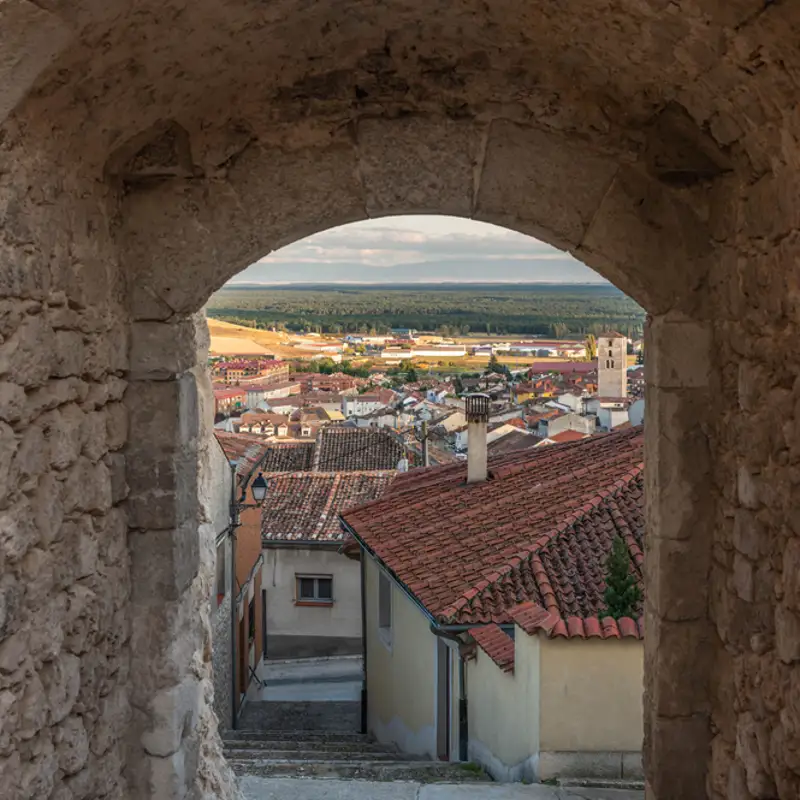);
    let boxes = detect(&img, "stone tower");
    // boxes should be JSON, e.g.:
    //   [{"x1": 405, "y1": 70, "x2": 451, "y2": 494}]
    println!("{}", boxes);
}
[{"x1": 597, "y1": 332, "x2": 628, "y2": 398}]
